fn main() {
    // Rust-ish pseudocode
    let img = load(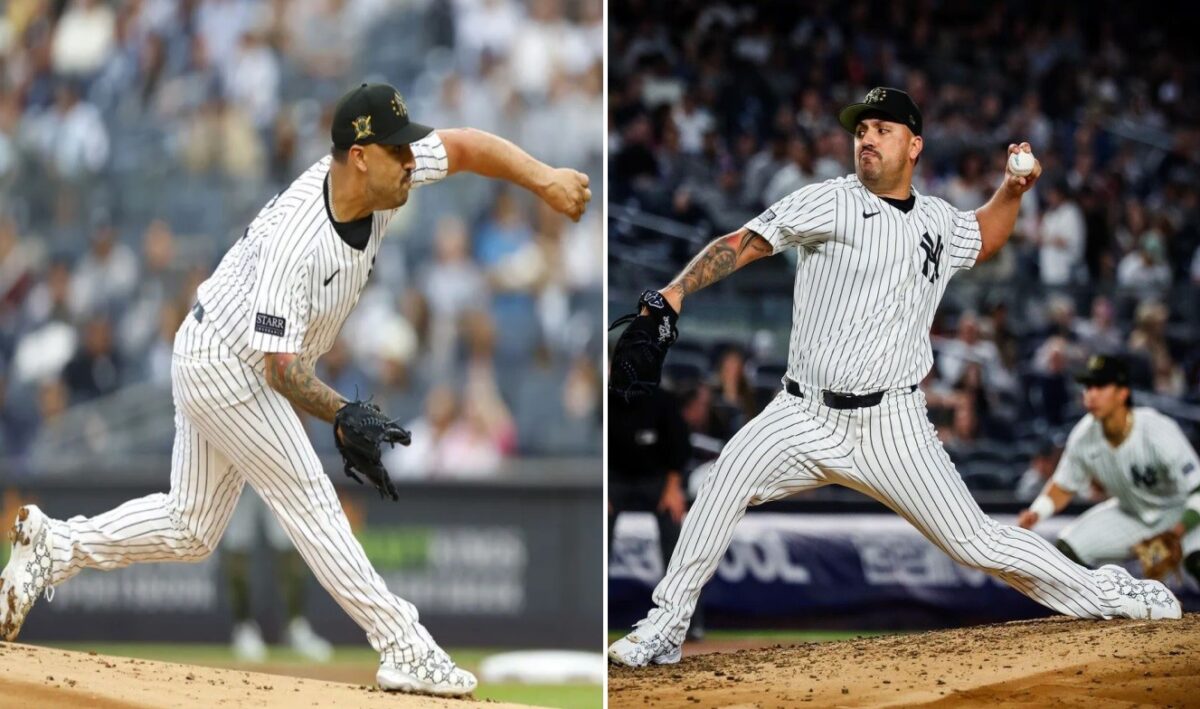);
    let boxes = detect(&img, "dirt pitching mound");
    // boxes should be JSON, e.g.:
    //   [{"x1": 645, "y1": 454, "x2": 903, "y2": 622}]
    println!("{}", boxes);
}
[
  {"x1": 610, "y1": 613, "x2": 1200, "y2": 708},
  {"x1": 0, "y1": 642, "x2": 535, "y2": 708}
]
